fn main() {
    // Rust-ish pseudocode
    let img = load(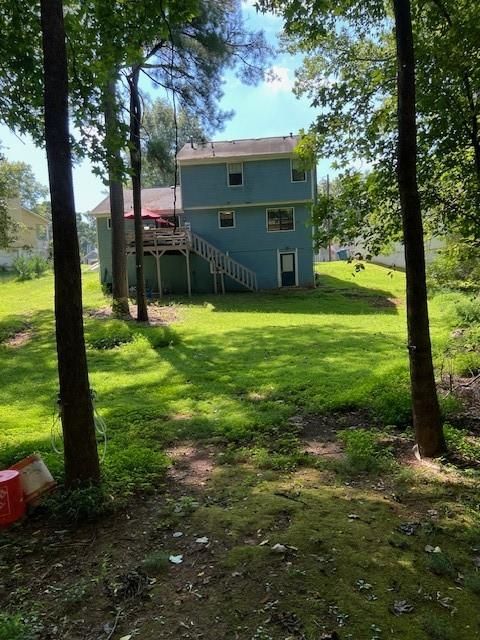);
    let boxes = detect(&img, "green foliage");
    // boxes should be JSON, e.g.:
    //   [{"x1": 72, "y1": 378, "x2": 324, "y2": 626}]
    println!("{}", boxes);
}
[
  {"x1": 12, "y1": 256, "x2": 49, "y2": 281},
  {"x1": 103, "y1": 444, "x2": 170, "y2": 496},
  {"x1": 427, "y1": 552, "x2": 457, "y2": 578},
  {"x1": 45, "y1": 485, "x2": 109, "y2": 523},
  {"x1": 339, "y1": 428, "x2": 392, "y2": 472},
  {"x1": 428, "y1": 240, "x2": 480, "y2": 294},
  {"x1": 443, "y1": 424, "x2": 480, "y2": 462},
  {"x1": 142, "y1": 551, "x2": 170, "y2": 575},
  {"x1": 0, "y1": 315, "x2": 27, "y2": 343},
  {"x1": 142, "y1": 98, "x2": 206, "y2": 188},
  {"x1": 261, "y1": 0, "x2": 480, "y2": 245},
  {"x1": 0, "y1": 614, "x2": 32, "y2": 640},
  {"x1": 0, "y1": 159, "x2": 48, "y2": 210},
  {"x1": 85, "y1": 319, "x2": 133, "y2": 350}
]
